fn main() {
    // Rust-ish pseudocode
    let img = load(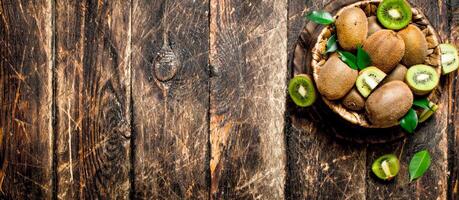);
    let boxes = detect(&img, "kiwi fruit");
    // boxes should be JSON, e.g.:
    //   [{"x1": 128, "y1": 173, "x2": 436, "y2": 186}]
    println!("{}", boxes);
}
[
  {"x1": 383, "y1": 64, "x2": 408, "y2": 83},
  {"x1": 372, "y1": 154, "x2": 400, "y2": 181},
  {"x1": 355, "y1": 67, "x2": 387, "y2": 98},
  {"x1": 405, "y1": 64, "x2": 439, "y2": 95},
  {"x1": 317, "y1": 54, "x2": 358, "y2": 100},
  {"x1": 367, "y1": 16, "x2": 383, "y2": 36},
  {"x1": 335, "y1": 7, "x2": 368, "y2": 51},
  {"x1": 439, "y1": 43, "x2": 459, "y2": 75},
  {"x1": 377, "y1": 0, "x2": 412, "y2": 30},
  {"x1": 288, "y1": 74, "x2": 316, "y2": 107},
  {"x1": 398, "y1": 25, "x2": 428, "y2": 66},
  {"x1": 363, "y1": 30, "x2": 406, "y2": 73},
  {"x1": 365, "y1": 81, "x2": 413, "y2": 126},
  {"x1": 342, "y1": 88, "x2": 366, "y2": 111},
  {"x1": 418, "y1": 101, "x2": 439, "y2": 123}
]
